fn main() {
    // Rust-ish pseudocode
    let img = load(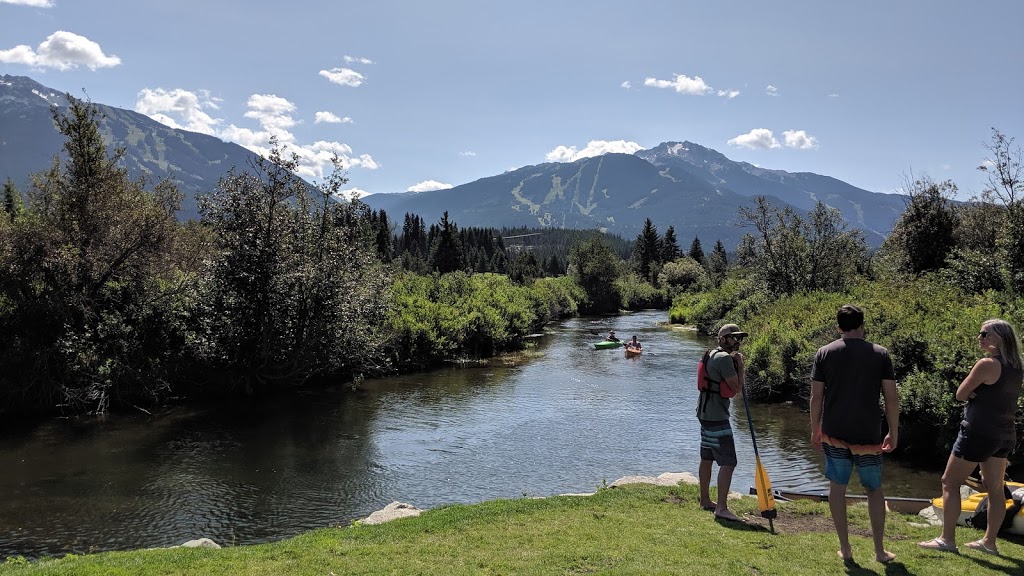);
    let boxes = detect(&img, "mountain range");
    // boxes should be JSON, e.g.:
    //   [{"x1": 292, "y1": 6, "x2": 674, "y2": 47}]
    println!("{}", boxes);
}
[{"x1": 1, "y1": 74, "x2": 907, "y2": 248}]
